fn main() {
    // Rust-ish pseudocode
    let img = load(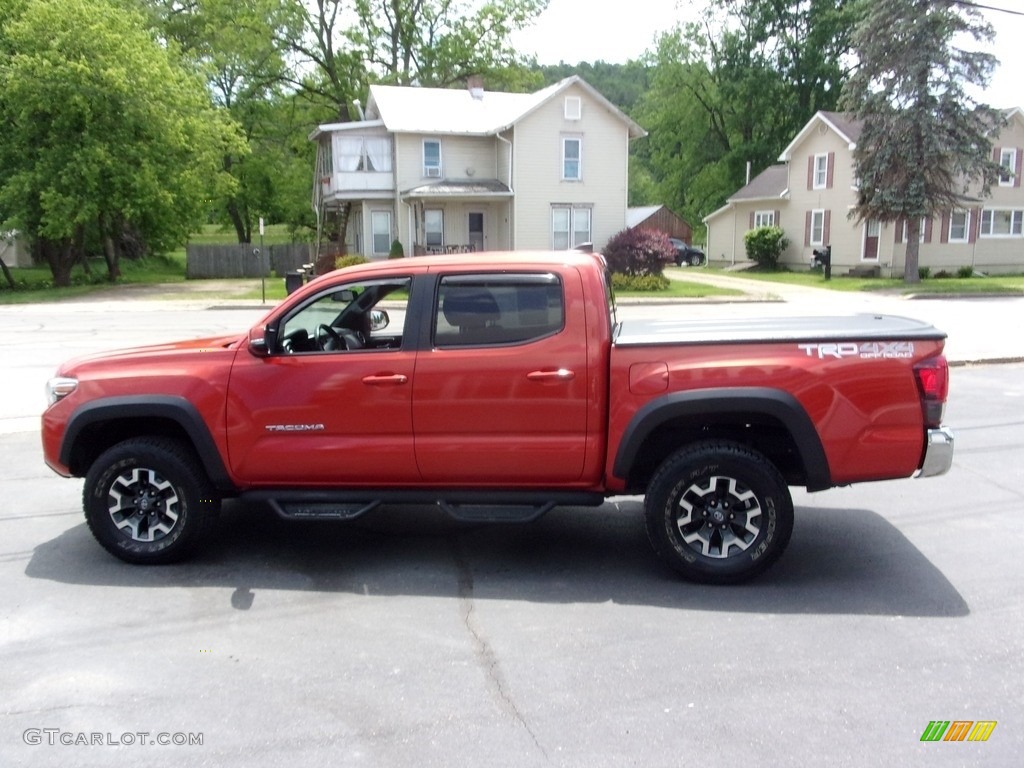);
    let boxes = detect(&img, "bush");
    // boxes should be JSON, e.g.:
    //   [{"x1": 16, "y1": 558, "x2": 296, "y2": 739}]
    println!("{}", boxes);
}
[
  {"x1": 388, "y1": 239, "x2": 404, "y2": 259},
  {"x1": 957, "y1": 265, "x2": 974, "y2": 278},
  {"x1": 743, "y1": 226, "x2": 788, "y2": 270},
  {"x1": 336, "y1": 254, "x2": 369, "y2": 270},
  {"x1": 611, "y1": 273, "x2": 671, "y2": 292},
  {"x1": 918, "y1": 266, "x2": 931, "y2": 280},
  {"x1": 603, "y1": 228, "x2": 674, "y2": 277}
]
